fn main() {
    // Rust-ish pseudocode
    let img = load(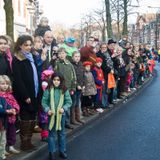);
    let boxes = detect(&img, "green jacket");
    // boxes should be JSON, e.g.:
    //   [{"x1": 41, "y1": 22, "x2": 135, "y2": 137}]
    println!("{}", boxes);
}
[
  {"x1": 42, "y1": 88, "x2": 72, "y2": 130},
  {"x1": 60, "y1": 43, "x2": 78, "y2": 57},
  {"x1": 54, "y1": 59, "x2": 77, "y2": 91},
  {"x1": 42, "y1": 88, "x2": 72, "y2": 113}
]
